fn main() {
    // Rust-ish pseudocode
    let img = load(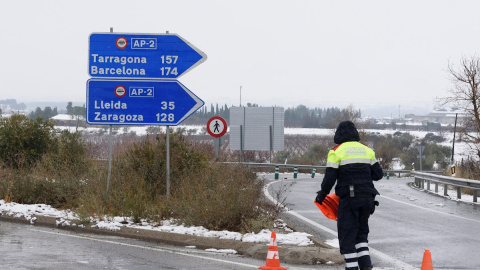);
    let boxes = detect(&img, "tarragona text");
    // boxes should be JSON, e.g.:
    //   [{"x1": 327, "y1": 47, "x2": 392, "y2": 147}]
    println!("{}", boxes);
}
[{"x1": 90, "y1": 54, "x2": 147, "y2": 75}]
